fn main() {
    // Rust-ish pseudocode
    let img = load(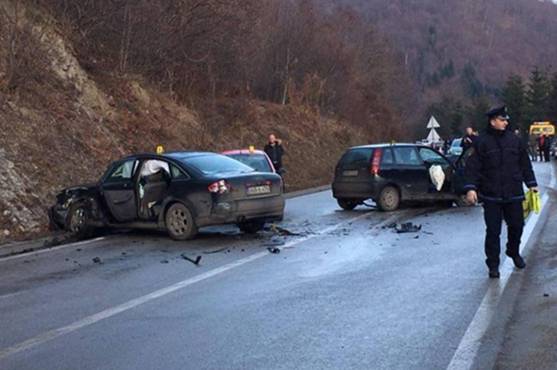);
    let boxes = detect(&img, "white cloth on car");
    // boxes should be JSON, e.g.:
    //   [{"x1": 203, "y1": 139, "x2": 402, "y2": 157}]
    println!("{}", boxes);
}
[
  {"x1": 429, "y1": 165, "x2": 445, "y2": 191},
  {"x1": 140, "y1": 160, "x2": 170, "y2": 177}
]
